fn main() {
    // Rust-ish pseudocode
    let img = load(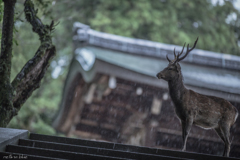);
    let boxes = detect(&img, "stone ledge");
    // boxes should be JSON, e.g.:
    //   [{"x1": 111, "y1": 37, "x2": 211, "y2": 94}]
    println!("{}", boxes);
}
[{"x1": 0, "y1": 128, "x2": 29, "y2": 151}]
